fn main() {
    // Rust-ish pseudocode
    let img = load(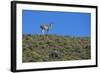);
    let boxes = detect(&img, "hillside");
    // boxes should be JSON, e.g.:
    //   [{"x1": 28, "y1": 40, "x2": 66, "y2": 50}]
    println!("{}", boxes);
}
[{"x1": 22, "y1": 34, "x2": 91, "y2": 62}]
